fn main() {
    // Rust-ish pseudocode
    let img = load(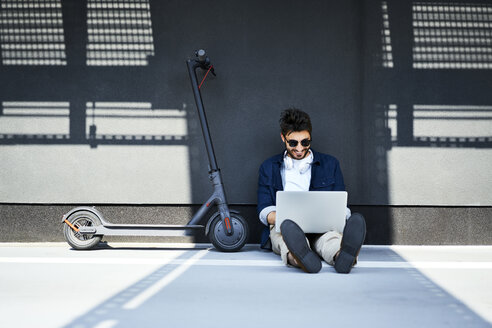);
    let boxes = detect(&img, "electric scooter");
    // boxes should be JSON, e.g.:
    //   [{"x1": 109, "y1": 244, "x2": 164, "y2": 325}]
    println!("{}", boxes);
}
[{"x1": 61, "y1": 50, "x2": 249, "y2": 252}]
